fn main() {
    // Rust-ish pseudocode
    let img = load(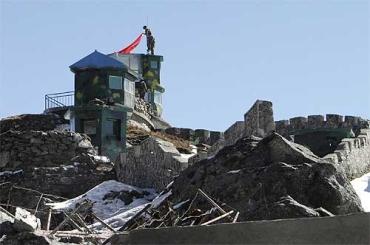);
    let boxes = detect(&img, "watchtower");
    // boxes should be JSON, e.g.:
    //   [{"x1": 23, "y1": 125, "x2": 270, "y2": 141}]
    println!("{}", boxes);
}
[{"x1": 44, "y1": 50, "x2": 166, "y2": 160}]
